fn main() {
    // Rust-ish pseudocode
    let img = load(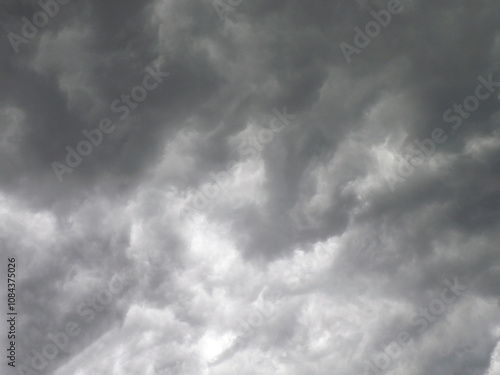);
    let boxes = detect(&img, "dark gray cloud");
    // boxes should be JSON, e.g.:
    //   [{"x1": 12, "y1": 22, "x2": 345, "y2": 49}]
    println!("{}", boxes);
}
[{"x1": 1, "y1": 0, "x2": 500, "y2": 374}]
